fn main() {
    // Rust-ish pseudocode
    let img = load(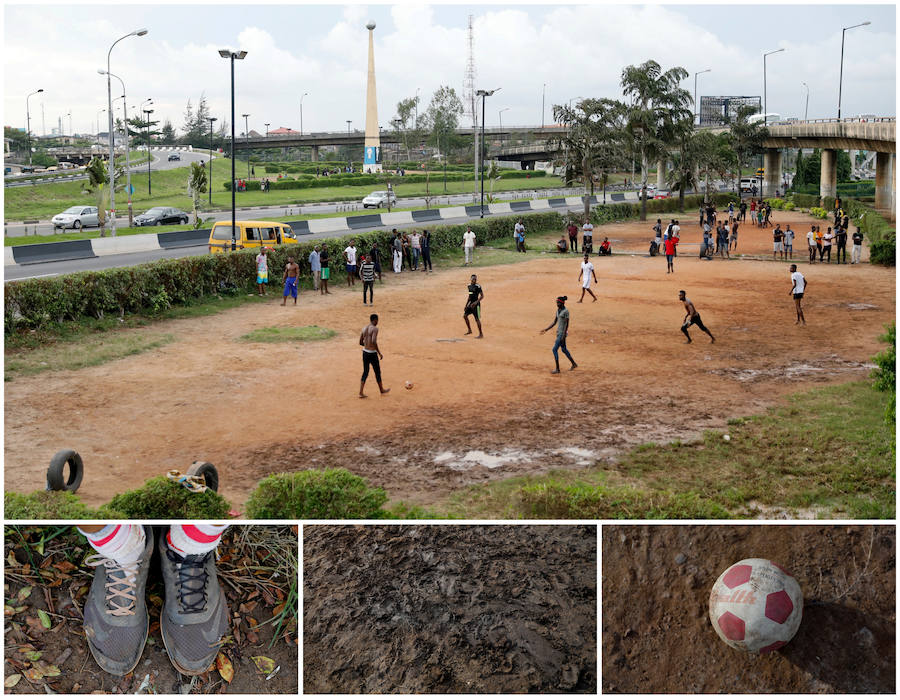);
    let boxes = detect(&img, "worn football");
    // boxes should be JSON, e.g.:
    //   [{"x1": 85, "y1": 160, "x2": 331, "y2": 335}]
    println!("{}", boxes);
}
[
  {"x1": 708, "y1": 558, "x2": 803, "y2": 653},
  {"x1": 405, "y1": 381, "x2": 413, "y2": 390}
]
